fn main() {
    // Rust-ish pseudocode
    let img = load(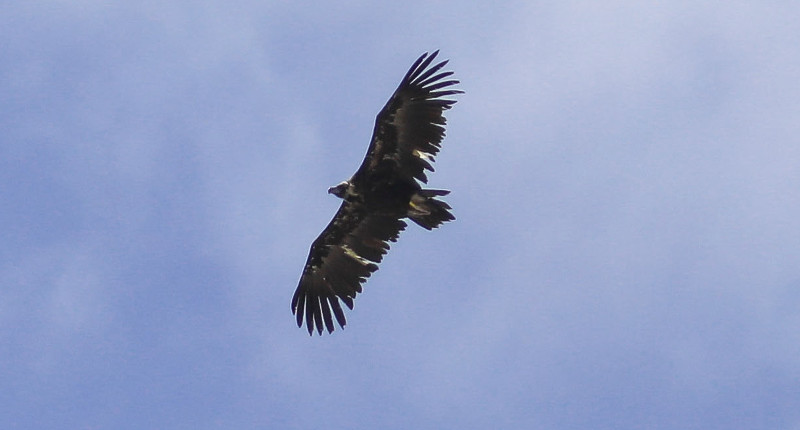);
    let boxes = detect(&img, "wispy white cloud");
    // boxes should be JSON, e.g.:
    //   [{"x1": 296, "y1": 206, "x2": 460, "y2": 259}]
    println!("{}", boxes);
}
[{"x1": 1, "y1": 239, "x2": 112, "y2": 374}]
